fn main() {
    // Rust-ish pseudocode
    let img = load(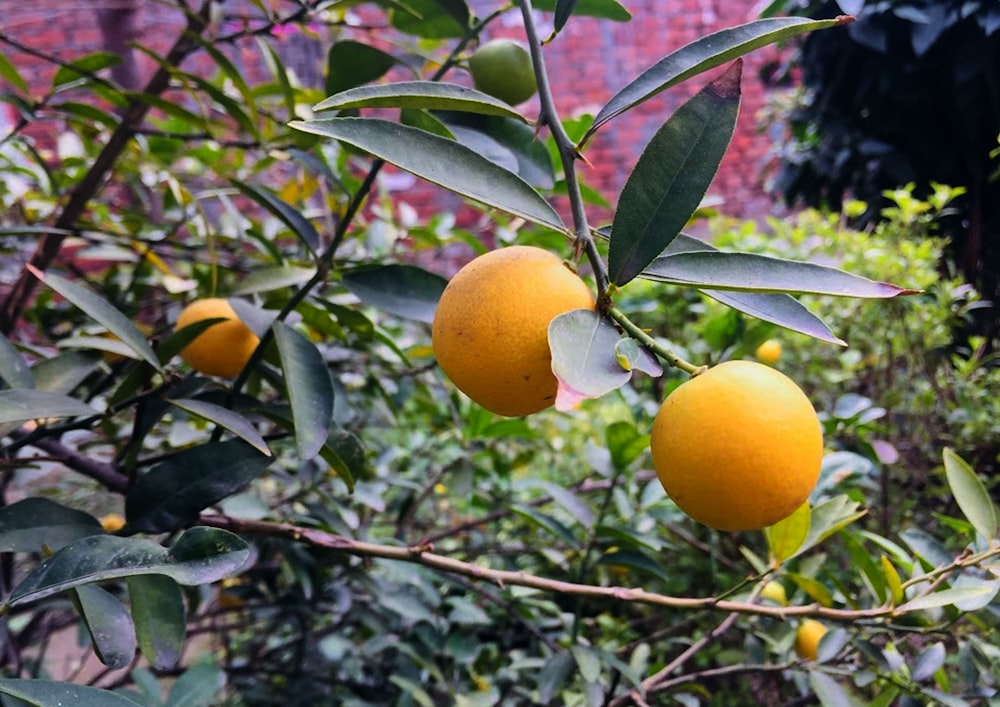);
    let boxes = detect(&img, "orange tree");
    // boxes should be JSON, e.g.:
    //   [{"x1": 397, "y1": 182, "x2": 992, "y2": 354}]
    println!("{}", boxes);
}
[{"x1": 1, "y1": 1, "x2": 999, "y2": 705}]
